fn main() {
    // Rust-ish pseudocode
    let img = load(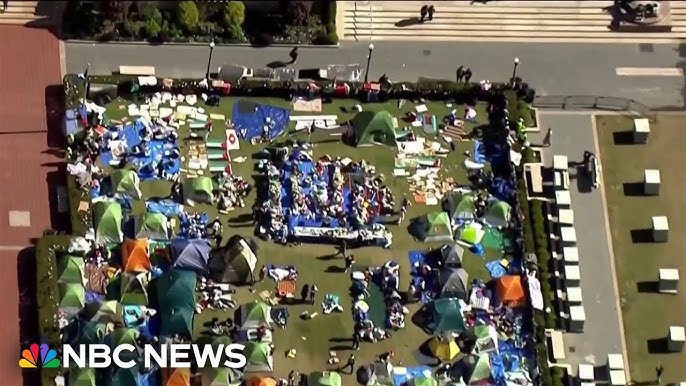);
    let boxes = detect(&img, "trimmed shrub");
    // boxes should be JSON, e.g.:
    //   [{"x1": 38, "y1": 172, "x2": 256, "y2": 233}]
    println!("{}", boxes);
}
[
  {"x1": 285, "y1": 0, "x2": 311, "y2": 26},
  {"x1": 223, "y1": 1, "x2": 246, "y2": 39},
  {"x1": 144, "y1": 18, "x2": 162, "y2": 38},
  {"x1": 176, "y1": 1, "x2": 200, "y2": 33}
]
